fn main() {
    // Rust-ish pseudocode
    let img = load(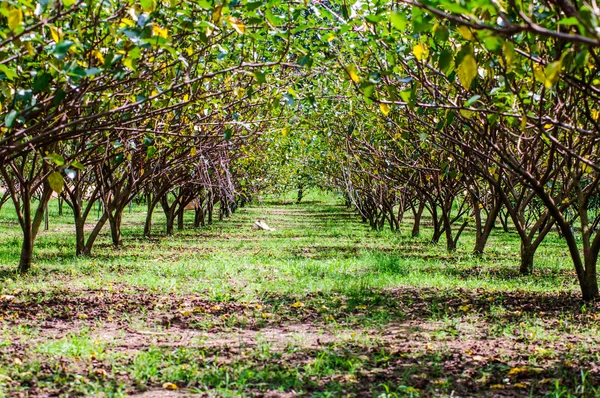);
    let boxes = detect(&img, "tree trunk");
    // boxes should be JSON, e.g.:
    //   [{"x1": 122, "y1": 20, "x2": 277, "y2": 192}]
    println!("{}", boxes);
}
[
  {"x1": 177, "y1": 205, "x2": 185, "y2": 230},
  {"x1": 83, "y1": 212, "x2": 109, "y2": 256},
  {"x1": 194, "y1": 206, "x2": 205, "y2": 228},
  {"x1": 109, "y1": 211, "x2": 123, "y2": 247},
  {"x1": 207, "y1": 201, "x2": 213, "y2": 224},
  {"x1": 144, "y1": 197, "x2": 158, "y2": 237},
  {"x1": 431, "y1": 206, "x2": 443, "y2": 244},
  {"x1": 166, "y1": 211, "x2": 175, "y2": 235},
  {"x1": 18, "y1": 185, "x2": 51, "y2": 273},
  {"x1": 74, "y1": 206, "x2": 86, "y2": 256},
  {"x1": 19, "y1": 222, "x2": 33, "y2": 274},
  {"x1": 520, "y1": 243, "x2": 535, "y2": 276},
  {"x1": 473, "y1": 200, "x2": 502, "y2": 255},
  {"x1": 443, "y1": 206, "x2": 456, "y2": 252},
  {"x1": 580, "y1": 261, "x2": 599, "y2": 301},
  {"x1": 412, "y1": 201, "x2": 424, "y2": 238}
]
